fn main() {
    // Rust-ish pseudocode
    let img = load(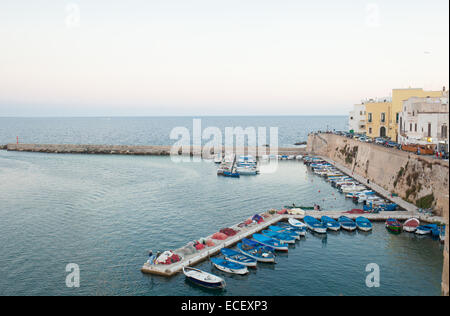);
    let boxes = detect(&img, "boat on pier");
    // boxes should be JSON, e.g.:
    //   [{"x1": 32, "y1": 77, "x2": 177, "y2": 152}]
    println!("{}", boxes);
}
[
  {"x1": 237, "y1": 239, "x2": 276, "y2": 263},
  {"x1": 321, "y1": 216, "x2": 341, "y2": 231},
  {"x1": 253, "y1": 234, "x2": 289, "y2": 251},
  {"x1": 261, "y1": 230, "x2": 296, "y2": 244},
  {"x1": 355, "y1": 217, "x2": 373, "y2": 232},
  {"x1": 220, "y1": 248, "x2": 257, "y2": 268},
  {"x1": 210, "y1": 257, "x2": 248, "y2": 275},
  {"x1": 403, "y1": 218, "x2": 420, "y2": 233},
  {"x1": 338, "y1": 216, "x2": 357, "y2": 231},
  {"x1": 385, "y1": 218, "x2": 402, "y2": 234},
  {"x1": 415, "y1": 224, "x2": 438, "y2": 235},
  {"x1": 303, "y1": 216, "x2": 327, "y2": 234}
]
